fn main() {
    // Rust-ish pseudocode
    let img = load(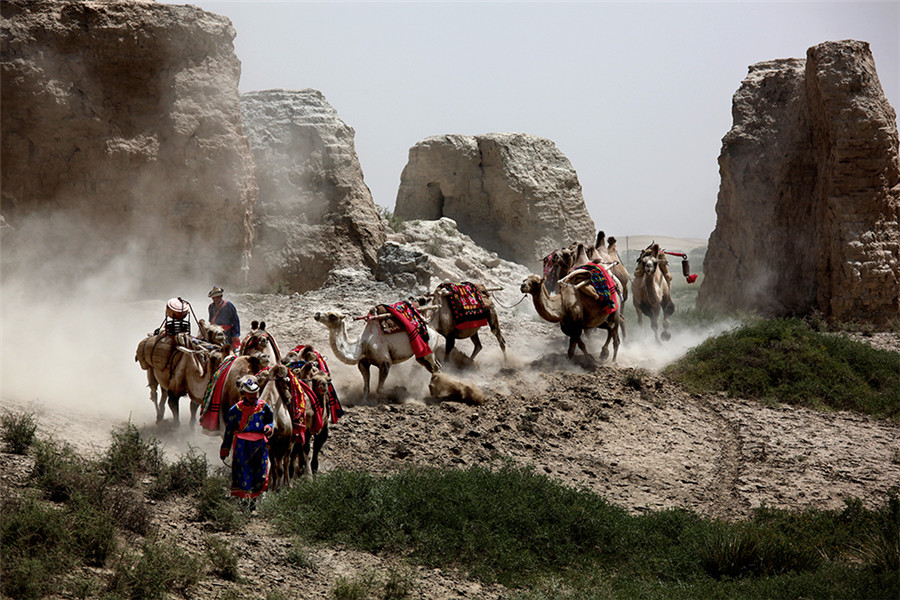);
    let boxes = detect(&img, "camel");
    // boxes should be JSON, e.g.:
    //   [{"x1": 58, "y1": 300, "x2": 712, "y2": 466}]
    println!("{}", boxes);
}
[
  {"x1": 289, "y1": 368, "x2": 333, "y2": 478},
  {"x1": 631, "y1": 243, "x2": 675, "y2": 343},
  {"x1": 313, "y1": 309, "x2": 440, "y2": 403},
  {"x1": 520, "y1": 273, "x2": 622, "y2": 361},
  {"x1": 423, "y1": 282, "x2": 506, "y2": 363},
  {"x1": 199, "y1": 354, "x2": 269, "y2": 432},
  {"x1": 257, "y1": 364, "x2": 295, "y2": 492},
  {"x1": 591, "y1": 231, "x2": 630, "y2": 301},
  {"x1": 134, "y1": 320, "x2": 231, "y2": 425},
  {"x1": 428, "y1": 372, "x2": 485, "y2": 406},
  {"x1": 241, "y1": 320, "x2": 281, "y2": 367}
]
